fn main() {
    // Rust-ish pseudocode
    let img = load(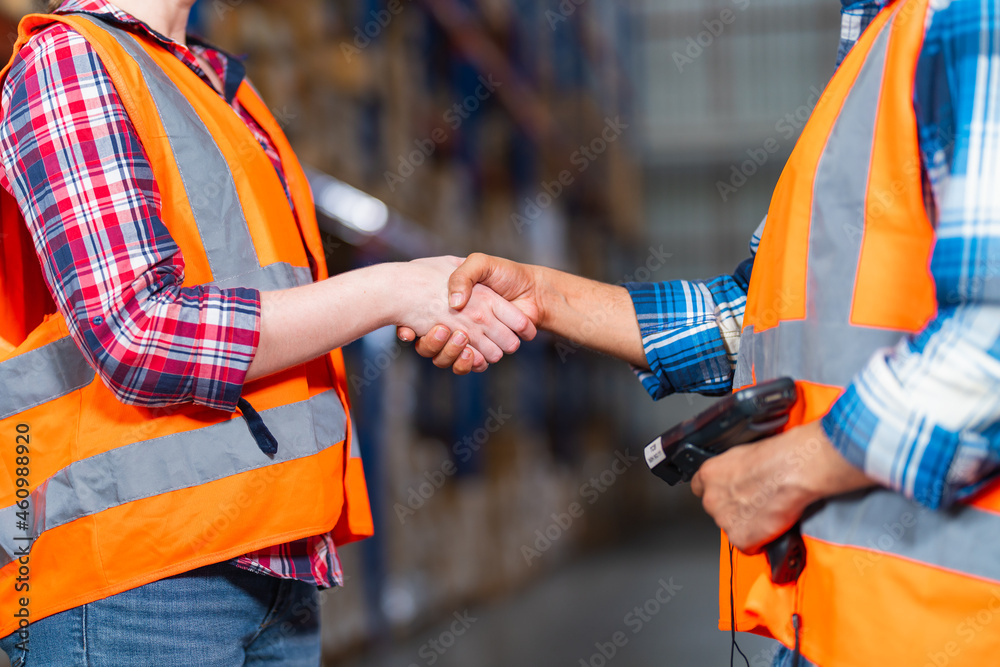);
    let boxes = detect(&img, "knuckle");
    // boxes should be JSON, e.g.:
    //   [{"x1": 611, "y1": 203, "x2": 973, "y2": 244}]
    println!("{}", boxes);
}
[{"x1": 416, "y1": 343, "x2": 439, "y2": 358}]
